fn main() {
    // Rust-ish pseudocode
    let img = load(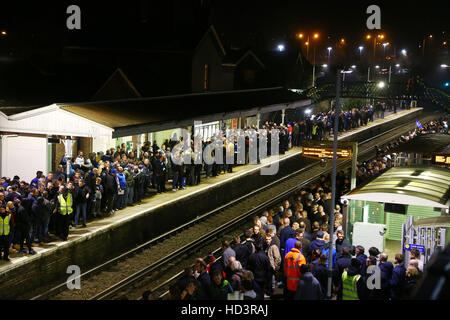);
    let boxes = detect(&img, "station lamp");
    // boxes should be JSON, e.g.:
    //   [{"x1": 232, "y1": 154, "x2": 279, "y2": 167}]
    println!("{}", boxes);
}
[
  {"x1": 0, "y1": 30, "x2": 6, "y2": 36},
  {"x1": 378, "y1": 81, "x2": 386, "y2": 88},
  {"x1": 401, "y1": 49, "x2": 407, "y2": 56},
  {"x1": 322, "y1": 64, "x2": 328, "y2": 68},
  {"x1": 277, "y1": 44, "x2": 285, "y2": 52}
]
